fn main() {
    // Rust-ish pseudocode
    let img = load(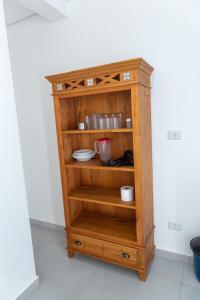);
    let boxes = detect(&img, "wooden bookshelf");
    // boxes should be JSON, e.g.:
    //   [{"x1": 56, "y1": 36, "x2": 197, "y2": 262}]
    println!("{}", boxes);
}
[{"x1": 46, "y1": 57, "x2": 154, "y2": 281}]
